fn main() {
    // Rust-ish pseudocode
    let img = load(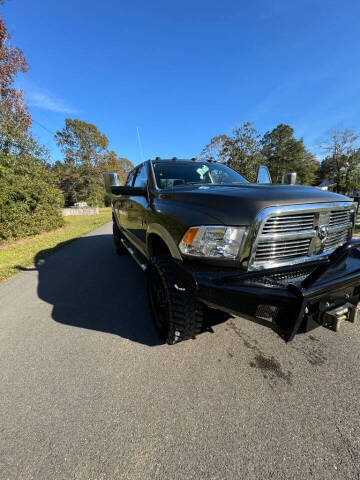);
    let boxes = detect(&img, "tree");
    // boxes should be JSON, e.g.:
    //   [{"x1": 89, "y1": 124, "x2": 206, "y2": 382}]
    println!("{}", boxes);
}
[
  {"x1": 55, "y1": 118, "x2": 109, "y2": 167},
  {"x1": 301, "y1": 151, "x2": 320, "y2": 186},
  {"x1": 103, "y1": 150, "x2": 133, "y2": 184},
  {"x1": 261, "y1": 124, "x2": 319, "y2": 185},
  {"x1": 222, "y1": 123, "x2": 263, "y2": 182},
  {"x1": 100, "y1": 151, "x2": 134, "y2": 206},
  {"x1": 0, "y1": 14, "x2": 31, "y2": 154},
  {"x1": 200, "y1": 123, "x2": 263, "y2": 181},
  {"x1": 55, "y1": 119, "x2": 110, "y2": 206},
  {"x1": 51, "y1": 160, "x2": 83, "y2": 207},
  {"x1": 344, "y1": 150, "x2": 360, "y2": 192},
  {"x1": 199, "y1": 134, "x2": 230, "y2": 163},
  {"x1": 52, "y1": 157, "x2": 104, "y2": 206},
  {"x1": 320, "y1": 129, "x2": 360, "y2": 193},
  {"x1": 54, "y1": 119, "x2": 134, "y2": 206},
  {"x1": 317, "y1": 156, "x2": 337, "y2": 184}
]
